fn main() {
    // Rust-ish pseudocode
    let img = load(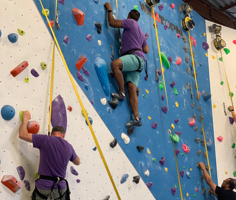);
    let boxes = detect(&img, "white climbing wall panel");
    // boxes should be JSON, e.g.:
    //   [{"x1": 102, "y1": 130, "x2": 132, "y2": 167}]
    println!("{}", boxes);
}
[
  {"x1": 0, "y1": 0, "x2": 155, "y2": 199},
  {"x1": 206, "y1": 20, "x2": 236, "y2": 186}
]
